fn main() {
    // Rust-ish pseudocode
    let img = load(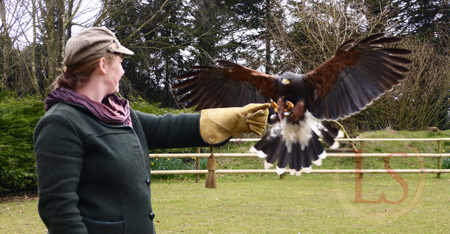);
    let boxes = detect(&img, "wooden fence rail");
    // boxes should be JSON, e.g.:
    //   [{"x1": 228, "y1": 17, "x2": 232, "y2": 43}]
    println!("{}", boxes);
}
[
  {"x1": 149, "y1": 138, "x2": 450, "y2": 179},
  {"x1": 151, "y1": 169, "x2": 450, "y2": 175}
]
